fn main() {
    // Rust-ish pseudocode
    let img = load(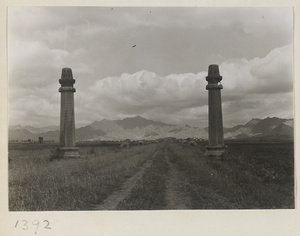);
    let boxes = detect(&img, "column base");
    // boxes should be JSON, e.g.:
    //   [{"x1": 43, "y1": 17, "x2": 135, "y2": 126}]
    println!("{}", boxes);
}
[
  {"x1": 205, "y1": 145, "x2": 227, "y2": 158},
  {"x1": 56, "y1": 147, "x2": 80, "y2": 158}
]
